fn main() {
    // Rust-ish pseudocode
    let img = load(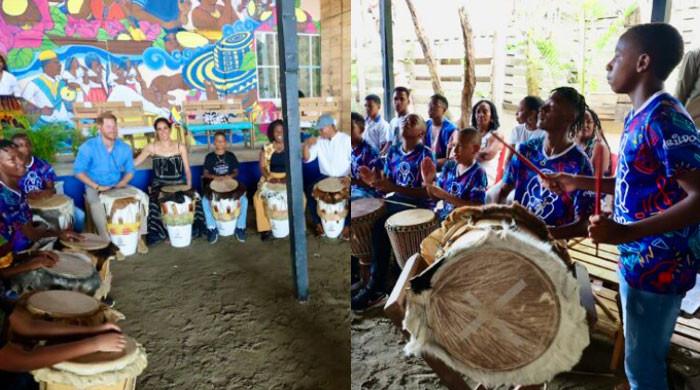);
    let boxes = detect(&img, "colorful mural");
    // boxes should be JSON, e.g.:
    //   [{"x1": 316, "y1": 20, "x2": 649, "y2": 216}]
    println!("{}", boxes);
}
[{"x1": 0, "y1": 0, "x2": 321, "y2": 129}]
